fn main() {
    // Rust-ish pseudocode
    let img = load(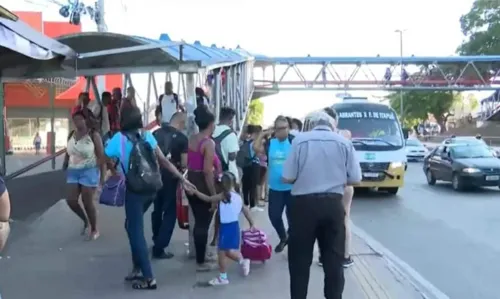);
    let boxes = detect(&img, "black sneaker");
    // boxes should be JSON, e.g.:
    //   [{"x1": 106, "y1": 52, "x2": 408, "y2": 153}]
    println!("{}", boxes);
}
[
  {"x1": 152, "y1": 248, "x2": 174, "y2": 260},
  {"x1": 274, "y1": 238, "x2": 288, "y2": 253},
  {"x1": 342, "y1": 256, "x2": 354, "y2": 268}
]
